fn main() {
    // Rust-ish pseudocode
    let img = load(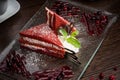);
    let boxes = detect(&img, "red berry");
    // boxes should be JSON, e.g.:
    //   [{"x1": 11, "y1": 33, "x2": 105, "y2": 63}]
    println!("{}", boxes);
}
[
  {"x1": 89, "y1": 77, "x2": 95, "y2": 80},
  {"x1": 63, "y1": 7, "x2": 67, "y2": 11},
  {"x1": 102, "y1": 15, "x2": 107, "y2": 19},
  {"x1": 67, "y1": 12, "x2": 72, "y2": 16},
  {"x1": 109, "y1": 75, "x2": 116, "y2": 80},
  {"x1": 96, "y1": 20, "x2": 100, "y2": 25},
  {"x1": 99, "y1": 72, "x2": 104, "y2": 79}
]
